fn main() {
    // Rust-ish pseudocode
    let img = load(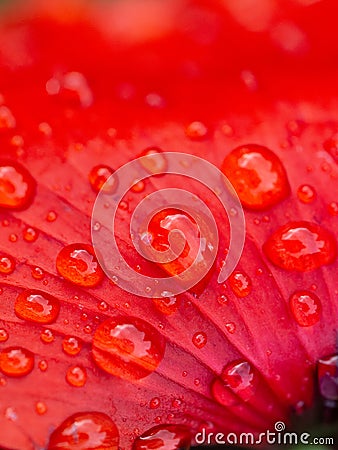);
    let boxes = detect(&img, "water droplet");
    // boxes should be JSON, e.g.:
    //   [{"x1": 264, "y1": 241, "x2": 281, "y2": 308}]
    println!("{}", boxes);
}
[
  {"x1": 118, "y1": 200, "x2": 129, "y2": 211},
  {"x1": 152, "y1": 295, "x2": 180, "y2": 315},
  {"x1": 192, "y1": 331, "x2": 207, "y2": 349},
  {"x1": 47, "y1": 412, "x2": 119, "y2": 449},
  {"x1": 149, "y1": 397, "x2": 160, "y2": 409},
  {"x1": 0, "y1": 254, "x2": 15, "y2": 274},
  {"x1": 228, "y1": 271, "x2": 252, "y2": 298},
  {"x1": 131, "y1": 179, "x2": 145, "y2": 193},
  {"x1": 317, "y1": 354, "x2": 338, "y2": 401},
  {"x1": 40, "y1": 329, "x2": 55, "y2": 344},
  {"x1": 31, "y1": 266, "x2": 45, "y2": 280},
  {"x1": 0, "y1": 105, "x2": 16, "y2": 130},
  {"x1": 23, "y1": 226, "x2": 39, "y2": 242},
  {"x1": 46, "y1": 210, "x2": 57, "y2": 222},
  {"x1": 139, "y1": 147, "x2": 167, "y2": 174},
  {"x1": 0, "y1": 160, "x2": 36, "y2": 209},
  {"x1": 35, "y1": 401, "x2": 47, "y2": 415},
  {"x1": 289, "y1": 291, "x2": 321, "y2": 327},
  {"x1": 62, "y1": 336, "x2": 82, "y2": 356},
  {"x1": 297, "y1": 184, "x2": 316, "y2": 203},
  {"x1": 89, "y1": 165, "x2": 117, "y2": 194},
  {"x1": 8, "y1": 233, "x2": 18, "y2": 243},
  {"x1": 83, "y1": 324, "x2": 93, "y2": 334},
  {"x1": 38, "y1": 122, "x2": 52, "y2": 137},
  {"x1": 92, "y1": 316, "x2": 166, "y2": 380},
  {"x1": 185, "y1": 121, "x2": 208, "y2": 139},
  {"x1": 217, "y1": 294, "x2": 228, "y2": 305},
  {"x1": 98, "y1": 300, "x2": 108, "y2": 312},
  {"x1": 0, "y1": 346, "x2": 34, "y2": 377},
  {"x1": 328, "y1": 201, "x2": 338, "y2": 216},
  {"x1": 263, "y1": 221, "x2": 337, "y2": 271},
  {"x1": 56, "y1": 243, "x2": 104, "y2": 287},
  {"x1": 66, "y1": 365, "x2": 87, "y2": 387},
  {"x1": 171, "y1": 398, "x2": 182, "y2": 408},
  {"x1": 225, "y1": 322, "x2": 236, "y2": 334},
  {"x1": 0, "y1": 328, "x2": 9, "y2": 342},
  {"x1": 46, "y1": 72, "x2": 93, "y2": 108},
  {"x1": 133, "y1": 424, "x2": 191, "y2": 450},
  {"x1": 38, "y1": 360, "x2": 48, "y2": 372},
  {"x1": 15, "y1": 290, "x2": 60, "y2": 324},
  {"x1": 221, "y1": 144, "x2": 290, "y2": 210}
]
